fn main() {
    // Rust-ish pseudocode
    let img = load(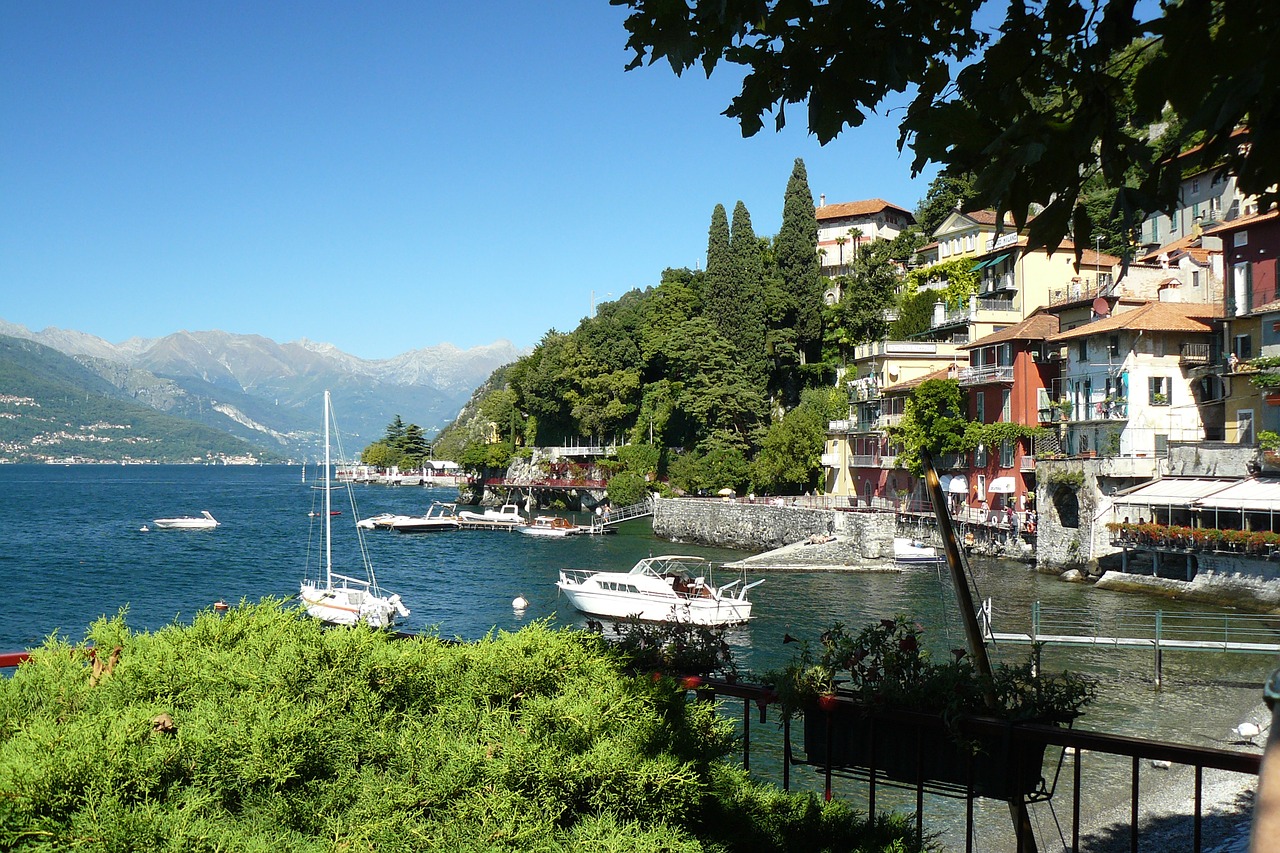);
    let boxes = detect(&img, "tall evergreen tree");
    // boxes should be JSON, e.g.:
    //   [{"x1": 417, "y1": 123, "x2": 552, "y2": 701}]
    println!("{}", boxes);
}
[
  {"x1": 703, "y1": 204, "x2": 732, "y2": 322},
  {"x1": 728, "y1": 201, "x2": 768, "y2": 384},
  {"x1": 773, "y1": 159, "x2": 822, "y2": 364}
]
